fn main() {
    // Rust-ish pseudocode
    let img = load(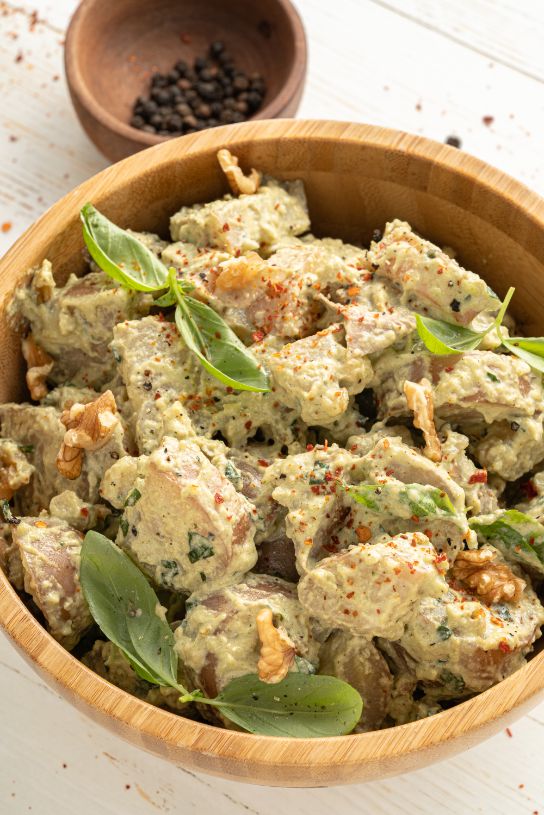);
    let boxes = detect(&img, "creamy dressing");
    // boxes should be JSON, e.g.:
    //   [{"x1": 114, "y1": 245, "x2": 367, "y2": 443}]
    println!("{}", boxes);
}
[{"x1": 2, "y1": 176, "x2": 544, "y2": 731}]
